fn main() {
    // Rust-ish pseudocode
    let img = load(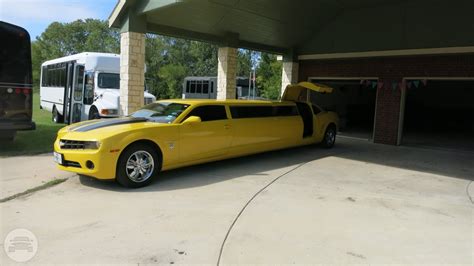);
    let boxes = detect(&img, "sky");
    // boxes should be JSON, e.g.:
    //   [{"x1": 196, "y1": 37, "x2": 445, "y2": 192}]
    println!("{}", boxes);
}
[{"x1": 0, "y1": 0, "x2": 118, "y2": 40}]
